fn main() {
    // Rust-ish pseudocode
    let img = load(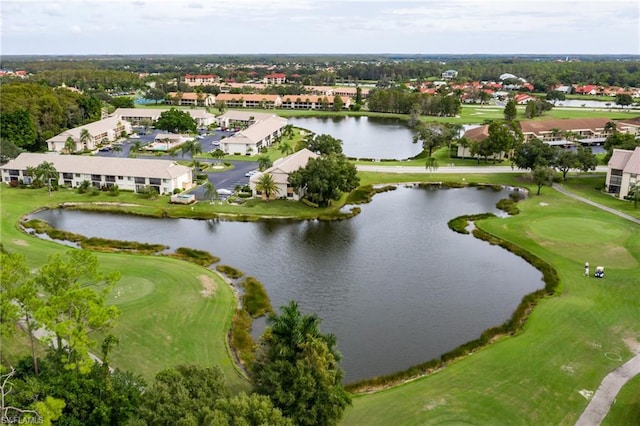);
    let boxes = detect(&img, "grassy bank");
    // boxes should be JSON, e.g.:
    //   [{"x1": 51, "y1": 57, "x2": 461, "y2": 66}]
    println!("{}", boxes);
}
[
  {"x1": 341, "y1": 179, "x2": 640, "y2": 425},
  {"x1": 0, "y1": 186, "x2": 250, "y2": 391}
]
